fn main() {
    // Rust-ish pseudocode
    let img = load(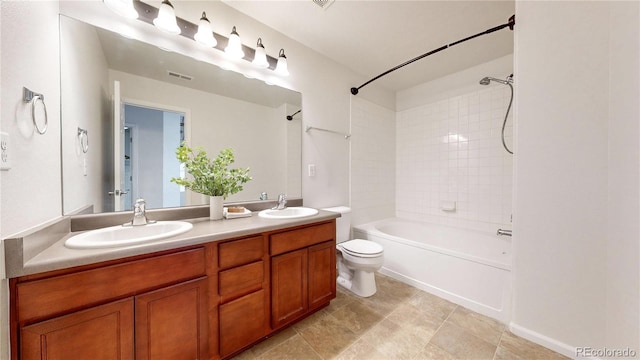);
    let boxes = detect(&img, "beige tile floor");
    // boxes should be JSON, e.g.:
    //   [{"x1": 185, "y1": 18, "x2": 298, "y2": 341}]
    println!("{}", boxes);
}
[{"x1": 233, "y1": 273, "x2": 569, "y2": 360}]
